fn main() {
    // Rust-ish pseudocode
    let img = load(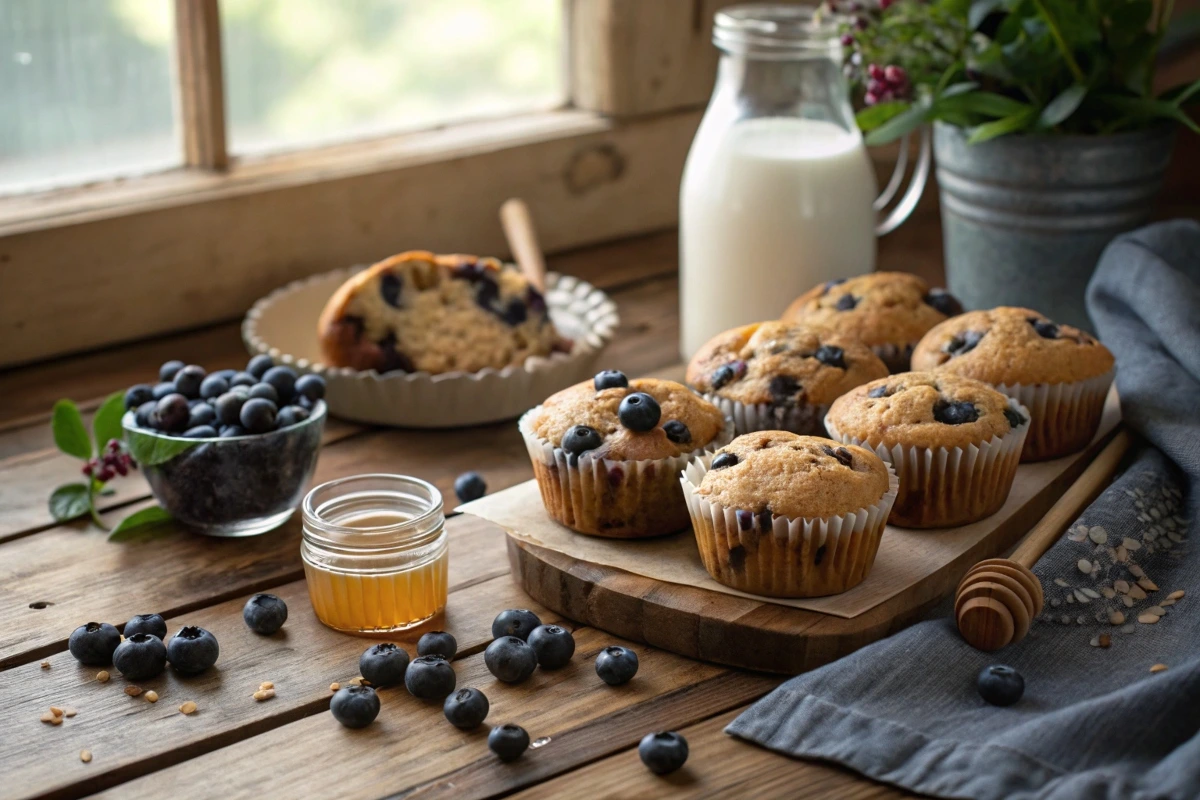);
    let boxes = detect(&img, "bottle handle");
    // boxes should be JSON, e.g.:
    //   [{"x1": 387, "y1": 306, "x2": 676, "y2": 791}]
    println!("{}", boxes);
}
[{"x1": 875, "y1": 125, "x2": 931, "y2": 237}]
